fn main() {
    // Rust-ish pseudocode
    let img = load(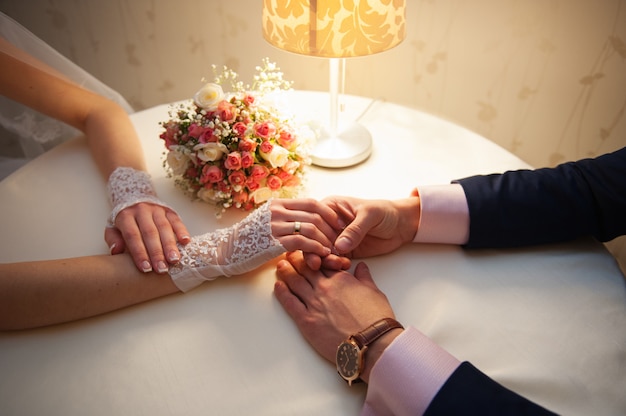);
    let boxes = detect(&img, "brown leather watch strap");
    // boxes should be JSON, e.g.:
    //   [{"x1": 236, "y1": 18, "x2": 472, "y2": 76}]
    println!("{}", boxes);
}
[{"x1": 352, "y1": 318, "x2": 404, "y2": 349}]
